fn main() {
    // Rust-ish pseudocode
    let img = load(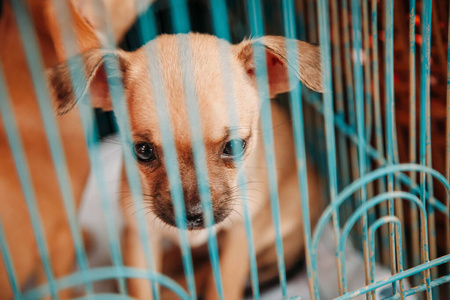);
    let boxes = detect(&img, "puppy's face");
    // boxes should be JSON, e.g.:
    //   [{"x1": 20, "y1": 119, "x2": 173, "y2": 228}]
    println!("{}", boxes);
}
[{"x1": 48, "y1": 33, "x2": 322, "y2": 230}]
